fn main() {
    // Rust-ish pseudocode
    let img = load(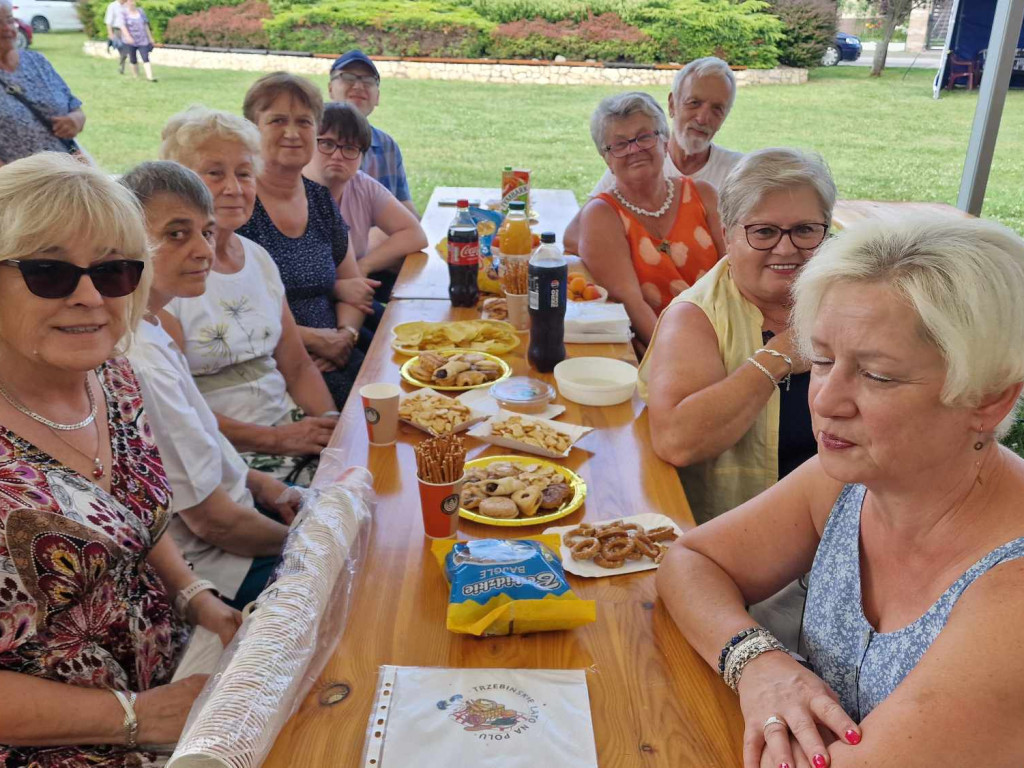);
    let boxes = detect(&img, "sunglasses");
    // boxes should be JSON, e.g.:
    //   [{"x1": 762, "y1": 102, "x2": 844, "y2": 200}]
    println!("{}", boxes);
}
[{"x1": 1, "y1": 259, "x2": 144, "y2": 299}]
